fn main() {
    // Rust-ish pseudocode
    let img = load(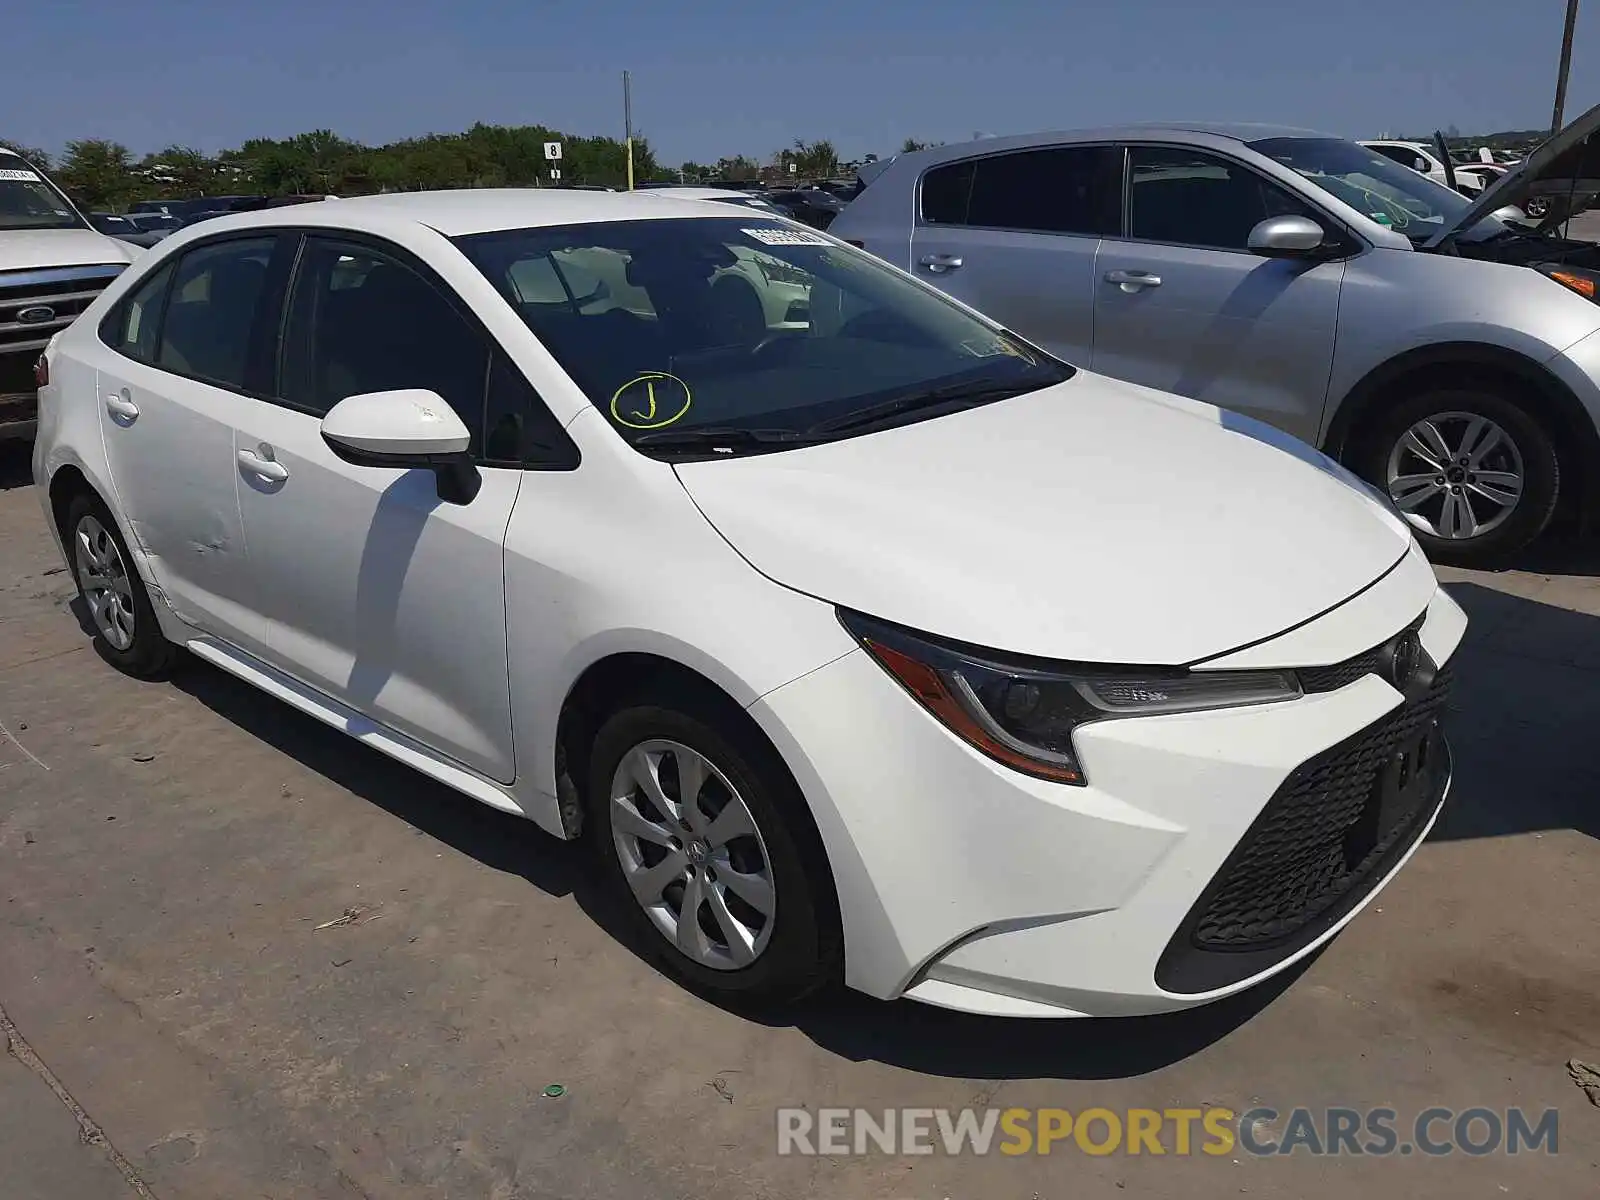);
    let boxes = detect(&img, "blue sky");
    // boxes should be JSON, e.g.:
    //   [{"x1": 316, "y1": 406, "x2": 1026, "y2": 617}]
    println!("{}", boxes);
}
[{"x1": 11, "y1": 0, "x2": 1598, "y2": 165}]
